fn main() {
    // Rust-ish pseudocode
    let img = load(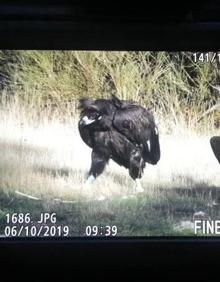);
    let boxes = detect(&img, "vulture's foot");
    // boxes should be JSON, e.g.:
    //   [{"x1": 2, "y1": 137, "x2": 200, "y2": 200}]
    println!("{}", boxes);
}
[
  {"x1": 83, "y1": 175, "x2": 95, "y2": 190},
  {"x1": 133, "y1": 179, "x2": 144, "y2": 194}
]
